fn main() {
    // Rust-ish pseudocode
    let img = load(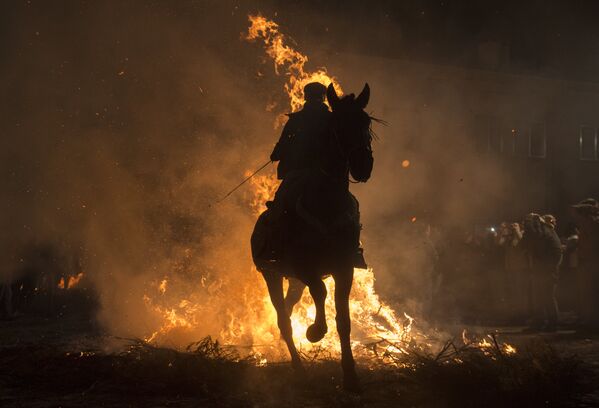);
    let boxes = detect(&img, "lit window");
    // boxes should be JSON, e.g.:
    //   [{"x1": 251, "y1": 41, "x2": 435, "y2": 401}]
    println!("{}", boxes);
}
[
  {"x1": 579, "y1": 126, "x2": 597, "y2": 161},
  {"x1": 528, "y1": 122, "x2": 546, "y2": 158}
]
